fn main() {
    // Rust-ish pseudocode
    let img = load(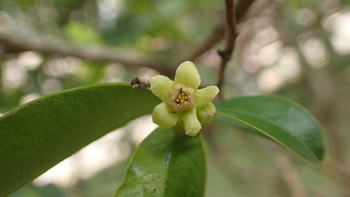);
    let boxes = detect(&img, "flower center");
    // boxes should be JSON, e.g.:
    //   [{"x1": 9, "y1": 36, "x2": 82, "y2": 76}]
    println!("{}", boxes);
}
[{"x1": 168, "y1": 83, "x2": 195, "y2": 113}]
